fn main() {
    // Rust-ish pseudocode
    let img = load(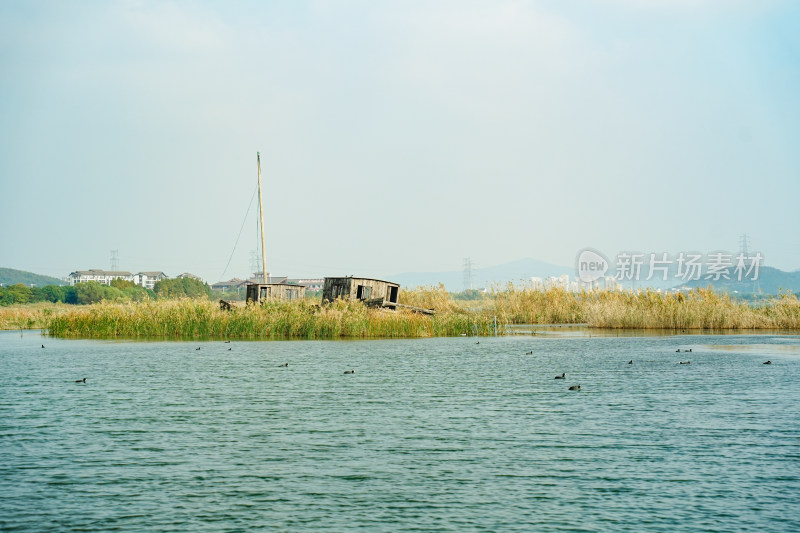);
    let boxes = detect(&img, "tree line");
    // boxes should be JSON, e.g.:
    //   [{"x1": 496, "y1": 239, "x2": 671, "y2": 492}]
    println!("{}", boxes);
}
[{"x1": 0, "y1": 277, "x2": 214, "y2": 306}]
